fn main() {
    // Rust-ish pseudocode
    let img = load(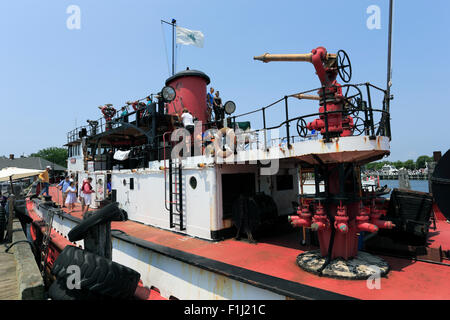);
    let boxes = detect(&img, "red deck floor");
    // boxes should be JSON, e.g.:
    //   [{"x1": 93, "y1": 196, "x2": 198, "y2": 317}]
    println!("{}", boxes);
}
[{"x1": 46, "y1": 188, "x2": 450, "y2": 300}]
